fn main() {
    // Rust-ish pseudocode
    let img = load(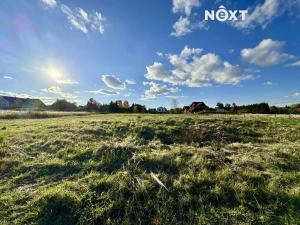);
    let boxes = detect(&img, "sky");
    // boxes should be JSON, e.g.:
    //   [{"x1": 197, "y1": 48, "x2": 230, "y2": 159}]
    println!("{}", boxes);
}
[{"x1": 0, "y1": 0, "x2": 300, "y2": 108}]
